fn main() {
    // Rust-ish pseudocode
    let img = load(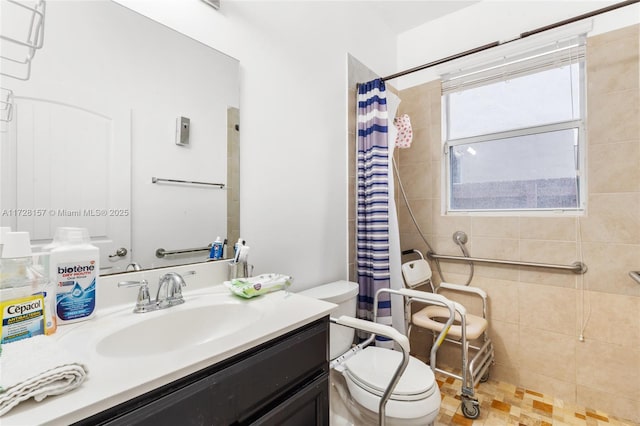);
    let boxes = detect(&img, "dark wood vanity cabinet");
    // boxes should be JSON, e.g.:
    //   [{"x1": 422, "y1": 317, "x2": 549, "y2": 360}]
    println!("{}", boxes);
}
[{"x1": 76, "y1": 318, "x2": 329, "y2": 426}]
